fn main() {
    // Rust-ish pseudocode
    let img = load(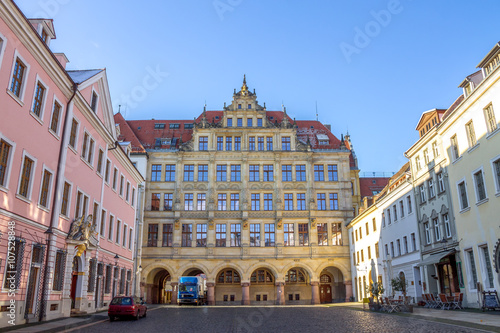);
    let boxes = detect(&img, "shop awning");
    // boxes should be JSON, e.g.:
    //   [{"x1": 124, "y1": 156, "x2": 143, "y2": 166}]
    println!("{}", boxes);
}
[{"x1": 417, "y1": 250, "x2": 455, "y2": 266}]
